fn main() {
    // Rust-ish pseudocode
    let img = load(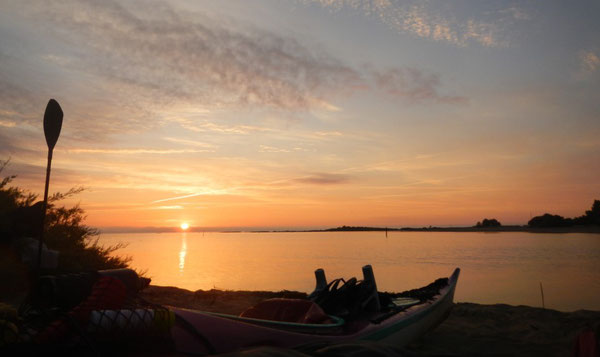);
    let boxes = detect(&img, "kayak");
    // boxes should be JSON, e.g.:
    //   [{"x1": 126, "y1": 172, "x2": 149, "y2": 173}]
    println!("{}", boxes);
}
[{"x1": 170, "y1": 267, "x2": 460, "y2": 354}]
